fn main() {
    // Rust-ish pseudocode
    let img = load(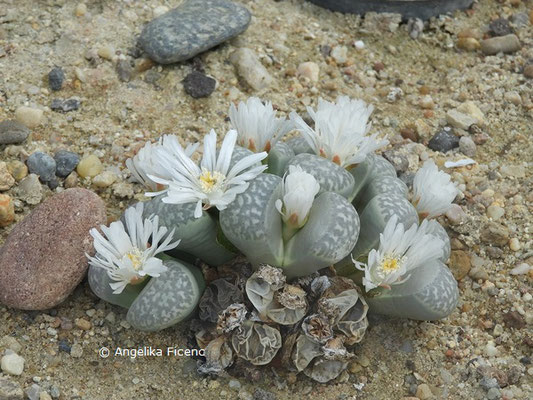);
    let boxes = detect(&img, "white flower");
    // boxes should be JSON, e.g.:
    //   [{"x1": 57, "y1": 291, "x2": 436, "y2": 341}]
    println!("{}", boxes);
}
[
  {"x1": 355, "y1": 215, "x2": 444, "y2": 292},
  {"x1": 289, "y1": 96, "x2": 388, "y2": 168},
  {"x1": 87, "y1": 203, "x2": 180, "y2": 294},
  {"x1": 148, "y1": 129, "x2": 268, "y2": 218},
  {"x1": 275, "y1": 165, "x2": 320, "y2": 228},
  {"x1": 412, "y1": 160, "x2": 459, "y2": 219},
  {"x1": 126, "y1": 136, "x2": 198, "y2": 191},
  {"x1": 229, "y1": 97, "x2": 293, "y2": 152}
]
